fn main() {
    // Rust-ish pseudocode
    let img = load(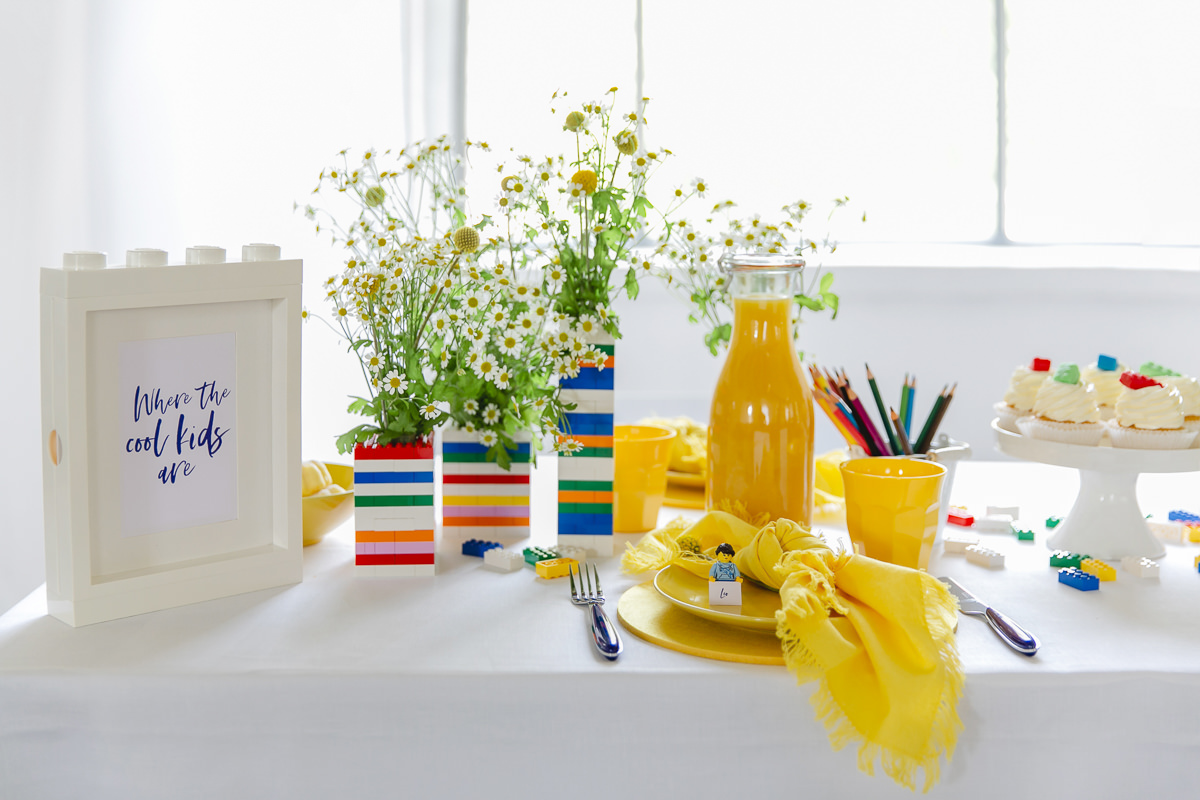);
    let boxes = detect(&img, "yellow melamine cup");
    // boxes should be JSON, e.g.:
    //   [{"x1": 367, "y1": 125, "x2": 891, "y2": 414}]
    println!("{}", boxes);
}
[
  {"x1": 840, "y1": 457, "x2": 947, "y2": 571},
  {"x1": 613, "y1": 424, "x2": 677, "y2": 533}
]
